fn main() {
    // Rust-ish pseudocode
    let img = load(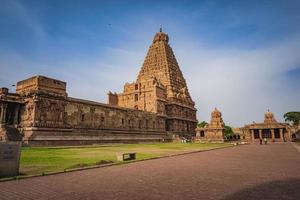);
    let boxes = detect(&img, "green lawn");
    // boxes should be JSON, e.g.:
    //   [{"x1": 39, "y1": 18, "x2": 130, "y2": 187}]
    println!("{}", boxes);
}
[{"x1": 20, "y1": 142, "x2": 232, "y2": 176}]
